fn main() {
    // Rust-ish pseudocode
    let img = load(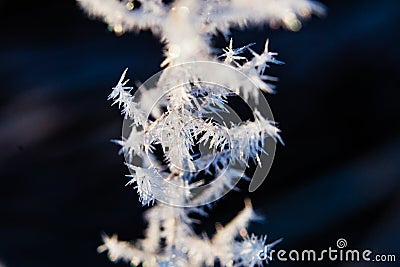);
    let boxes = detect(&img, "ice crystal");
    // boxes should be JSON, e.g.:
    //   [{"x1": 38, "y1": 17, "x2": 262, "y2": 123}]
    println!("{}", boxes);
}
[{"x1": 78, "y1": 0, "x2": 324, "y2": 266}]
